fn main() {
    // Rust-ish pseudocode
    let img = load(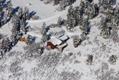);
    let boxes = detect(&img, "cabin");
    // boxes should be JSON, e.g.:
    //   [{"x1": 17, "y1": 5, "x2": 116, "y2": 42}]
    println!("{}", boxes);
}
[
  {"x1": 46, "y1": 36, "x2": 68, "y2": 52},
  {"x1": 46, "y1": 37, "x2": 61, "y2": 49}
]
